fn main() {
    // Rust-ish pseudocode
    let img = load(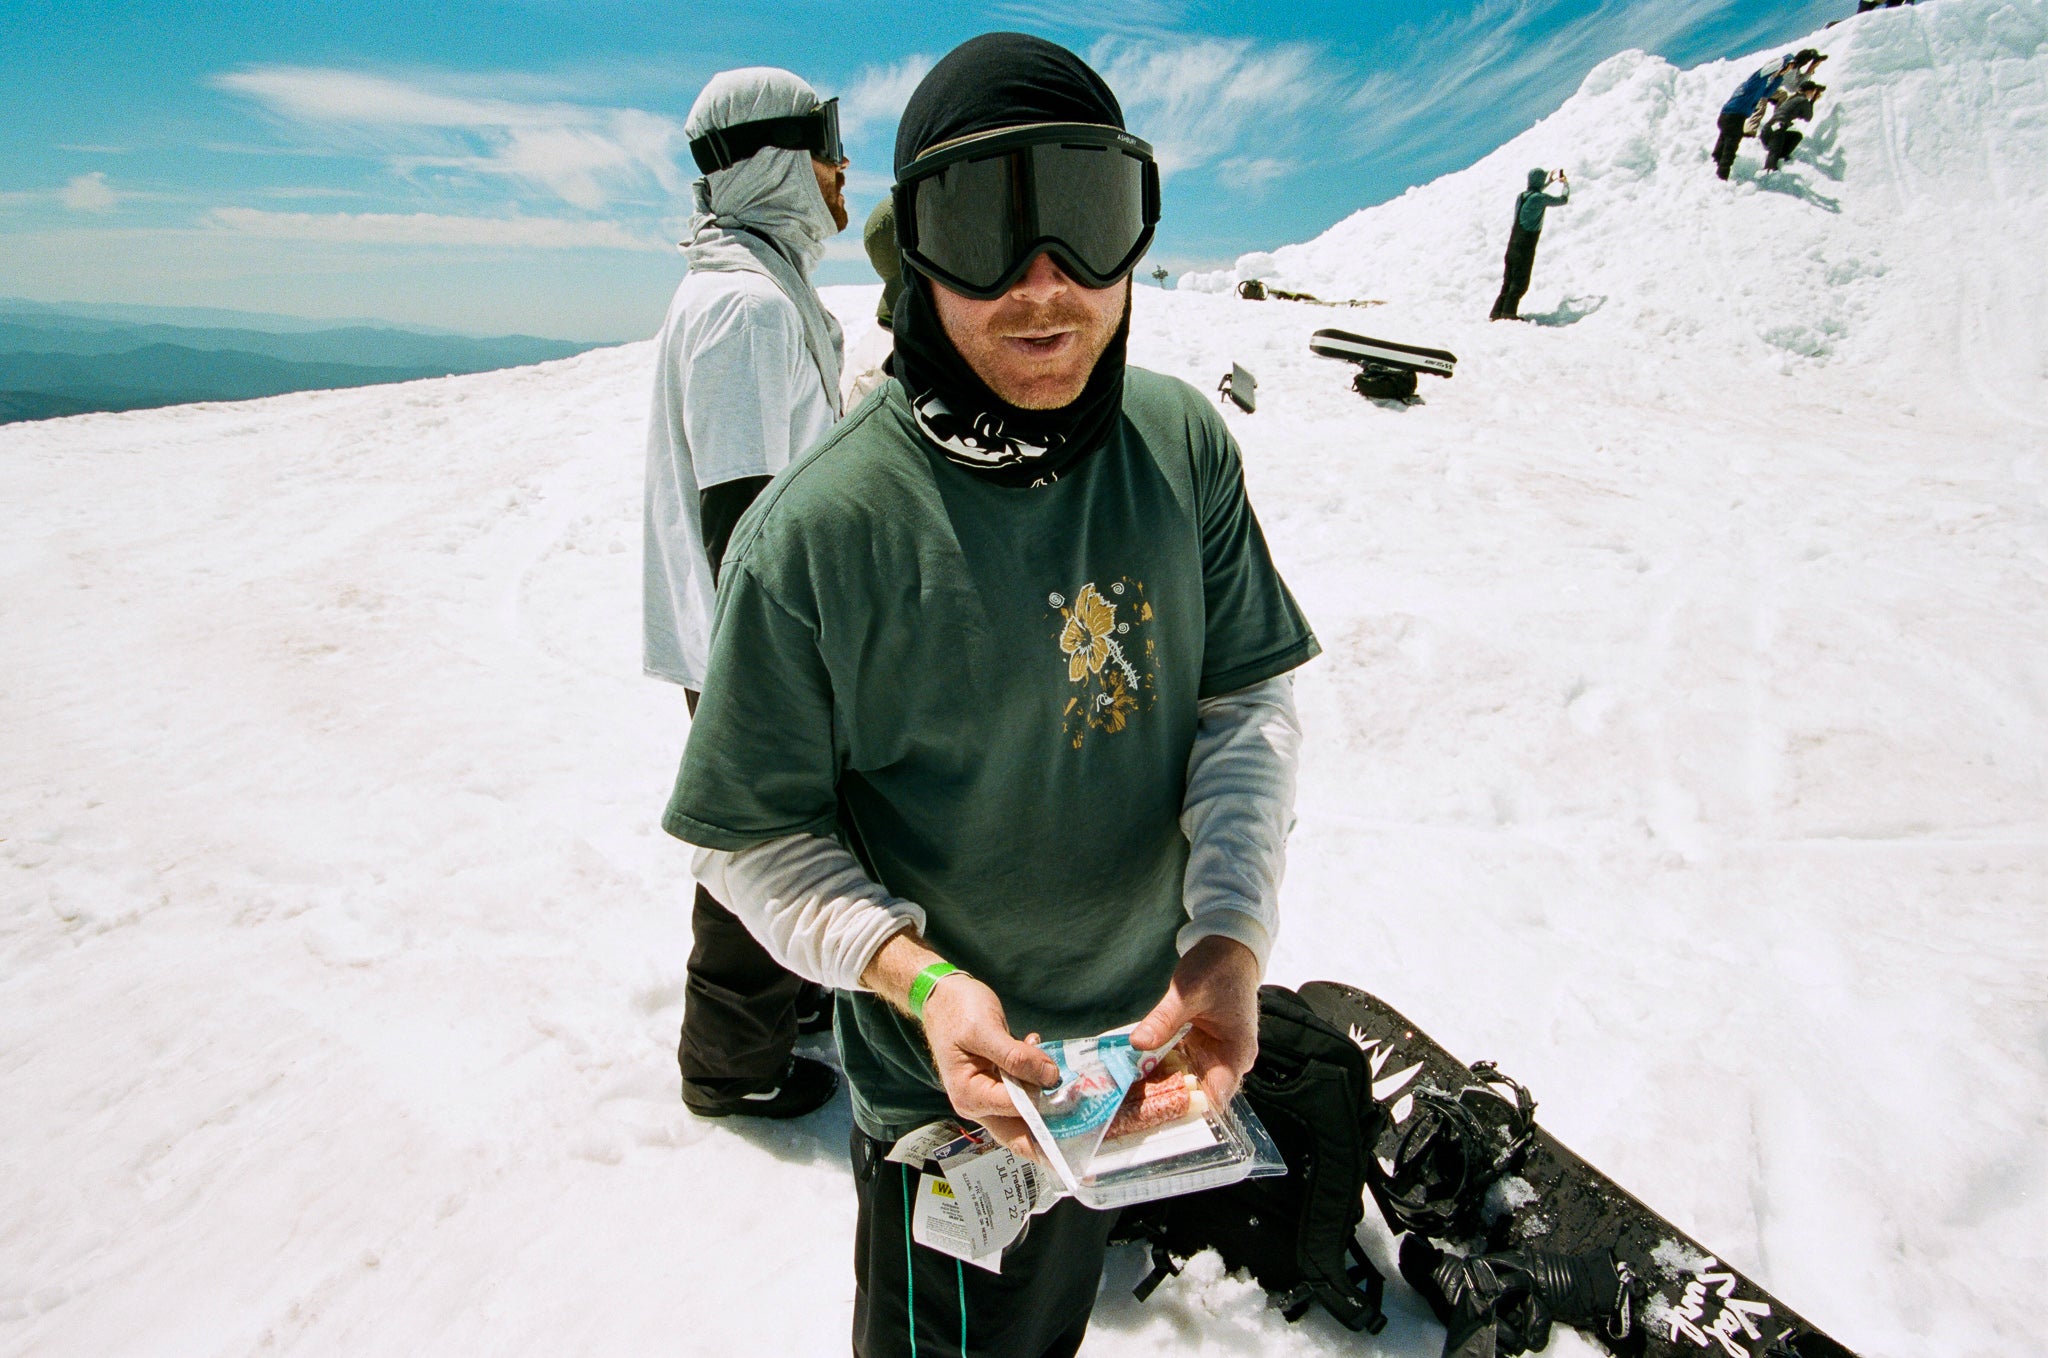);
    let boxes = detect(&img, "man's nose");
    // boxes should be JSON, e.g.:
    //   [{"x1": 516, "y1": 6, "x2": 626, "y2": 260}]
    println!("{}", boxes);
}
[{"x1": 1007, "y1": 251, "x2": 1073, "y2": 302}]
